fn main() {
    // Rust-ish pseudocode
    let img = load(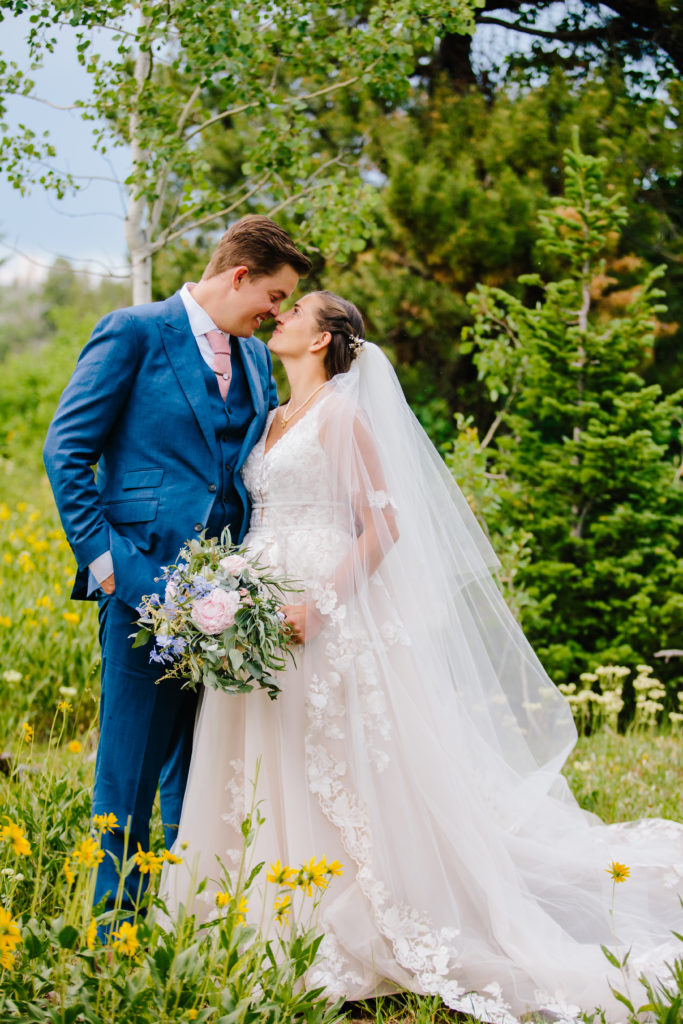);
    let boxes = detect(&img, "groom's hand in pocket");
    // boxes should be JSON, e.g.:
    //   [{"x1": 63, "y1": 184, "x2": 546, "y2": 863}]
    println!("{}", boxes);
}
[{"x1": 100, "y1": 573, "x2": 116, "y2": 595}]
